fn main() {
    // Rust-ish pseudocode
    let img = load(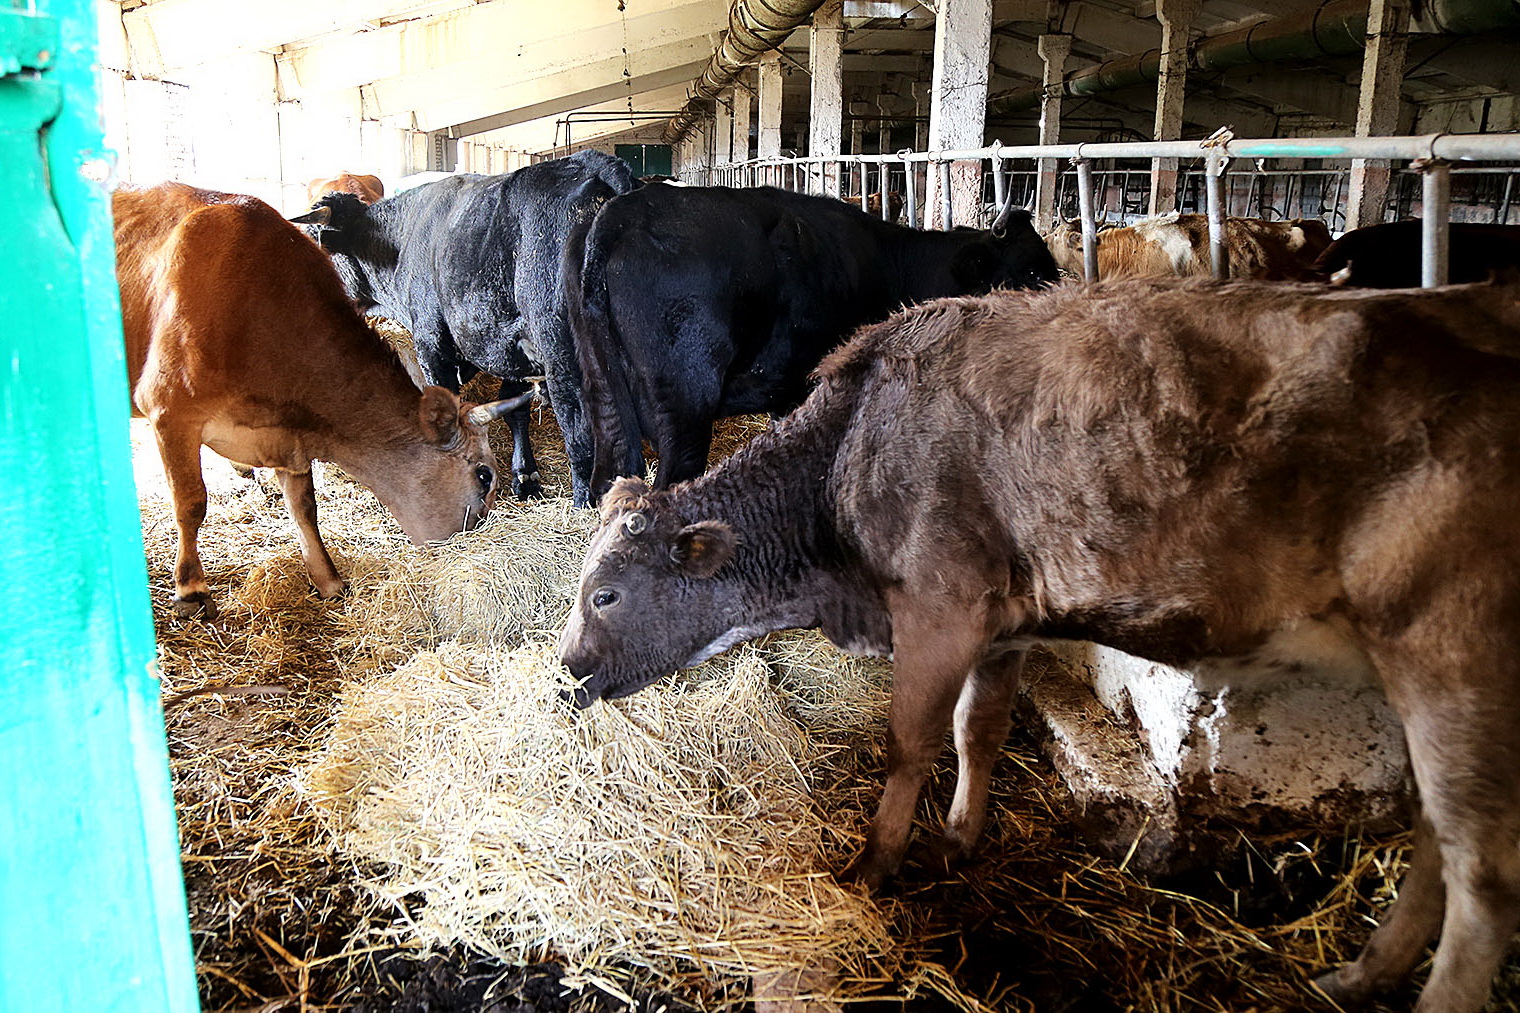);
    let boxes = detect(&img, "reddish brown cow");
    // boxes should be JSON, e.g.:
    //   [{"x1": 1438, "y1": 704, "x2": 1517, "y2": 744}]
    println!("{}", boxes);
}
[
  {"x1": 559, "y1": 278, "x2": 1520, "y2": 1012},
  {"x1": 1046, "y1": 213, "x2": 1332, "y2": 280},
  {"x1": 305, "y1": 171, "x2": 384, "y2": 207},
  {"x1": 115, "y1": 182, "x2": 500, "y2": 618}
]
